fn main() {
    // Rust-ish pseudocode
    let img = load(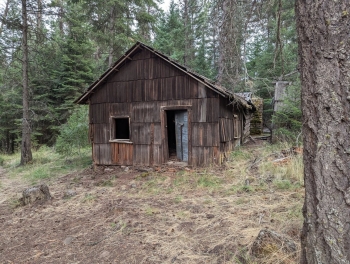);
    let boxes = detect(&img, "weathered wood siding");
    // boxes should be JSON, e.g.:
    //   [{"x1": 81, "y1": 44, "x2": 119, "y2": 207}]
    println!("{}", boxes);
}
[
  {"x1": 89, "y1": 48, "x2": 222, "y2": 166},
  {"x1": 218, "y1": 97, "x2": 242, "y2": 158}
]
